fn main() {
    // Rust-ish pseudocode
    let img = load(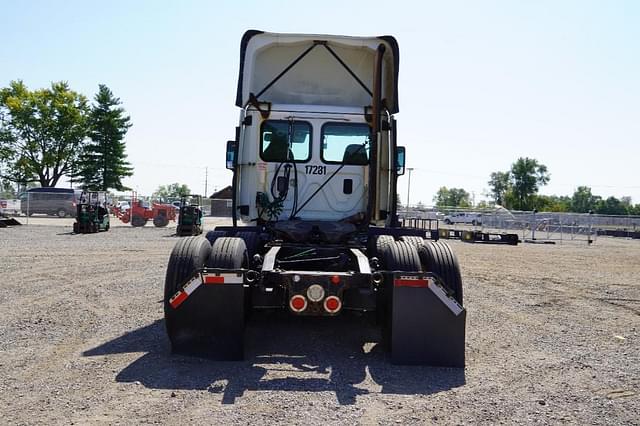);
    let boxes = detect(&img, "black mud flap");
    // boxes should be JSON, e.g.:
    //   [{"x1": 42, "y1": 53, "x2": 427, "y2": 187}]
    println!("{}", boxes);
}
[
  {"x1": 166, "y1": 271, "x2": 245, "y2": 360},
  {"x1": 389, "y1": 272, "x2": 466, "y2": 367}
]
